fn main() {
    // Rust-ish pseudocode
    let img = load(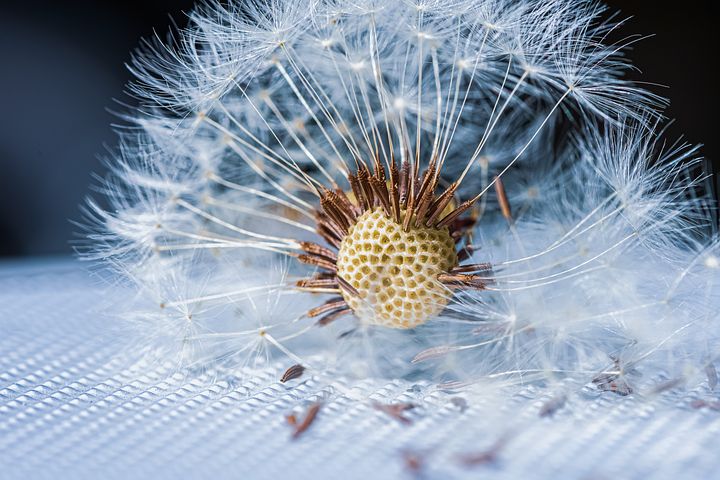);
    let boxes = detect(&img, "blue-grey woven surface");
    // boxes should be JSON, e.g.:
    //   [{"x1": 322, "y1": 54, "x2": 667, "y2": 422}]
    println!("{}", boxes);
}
[{"x1": 1, "y1": 258, "x2": 718, "y2": 479}]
